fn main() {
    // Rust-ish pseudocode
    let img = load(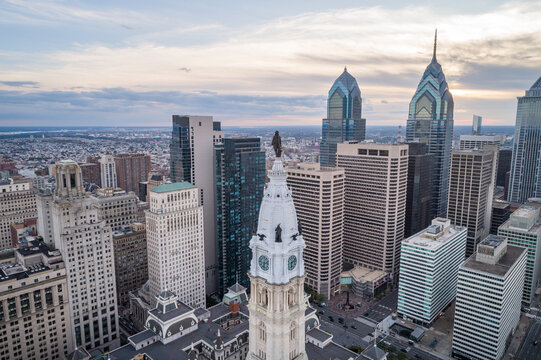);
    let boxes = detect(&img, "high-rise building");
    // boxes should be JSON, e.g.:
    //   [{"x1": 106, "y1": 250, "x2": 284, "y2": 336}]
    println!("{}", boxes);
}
[
  {"x1": 170, "y1": 115, "x2": 221, "y2": 294},
  {"x1": 114, "y1": 153, "x2": 151, "y2": 195},
  {"x1": 112, "y1": 223, "x2": 148, "y2": 306},
  {"x1": 0, "y1": 239, "x2": 74, "y2": 359},
  {"x1": 0, "y1": 177, "x2": 37, "y2": 250},
  {"x1": 452, "y1": 235, "x2": 527, "y2": 360},
  {"x1": 99, "y1": 154, "x2": 117, "y2": 189},
  {"x1": 286, "y1": 163, "x2": 345, "y2": 299},
  {"x1": 509, "y1": 77, "x2": 541, "y2": 203},
  {"x1": 406, "y1": 31, "x2": 453, "y2": 218},
  {"x1": 459, "y1": 134, "x2": 505, "y2": 150},
  {"x1": 215, "y1": 138, "x2": 265, "y2": 296},
  {"x1": 248, "y1": 150, "x2": 308, "y2": 360},
  {"x1": 337, "y1": 143, "x2": 408, "y2": 275},
  {"x1": 498, "y1": 200, "x2": 541, "y2": 304},
  {"x1": 497, "y1": 148, "x2": 512, "y2": 187},
  {"x1": 398, "y1": 218, "x2": 467, "y2": 326},
  {"x1": 89, "y1": 187, "x2": 138, "y2": 231},
  {"x1": 472, "y1": 114, "x2": 482, "y2": 135},
  {"x1": 37, "y1": 160, "x2": 119, "y2": 351},
  {"x1": 146, "y1": 182, "x2": 205, "y2": 308},
  {"x1": 404, "y1": 142, "x2": 434, "y2": 238},
  {"x1": 320, "y1": 68, "x2": 366, "y2": 167},
  {"x1": 447, "y1": 147, "x2": 498, "y2": 256},
  {"x1": 145, "y1": 172, "x2": 166, "y2": 202},
  {"x1": 79, "y1": 162, "x2": 101, "y2": 186},
  {"x1": 490, "y1": 199, "x2": 512, "y2": 235}
]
